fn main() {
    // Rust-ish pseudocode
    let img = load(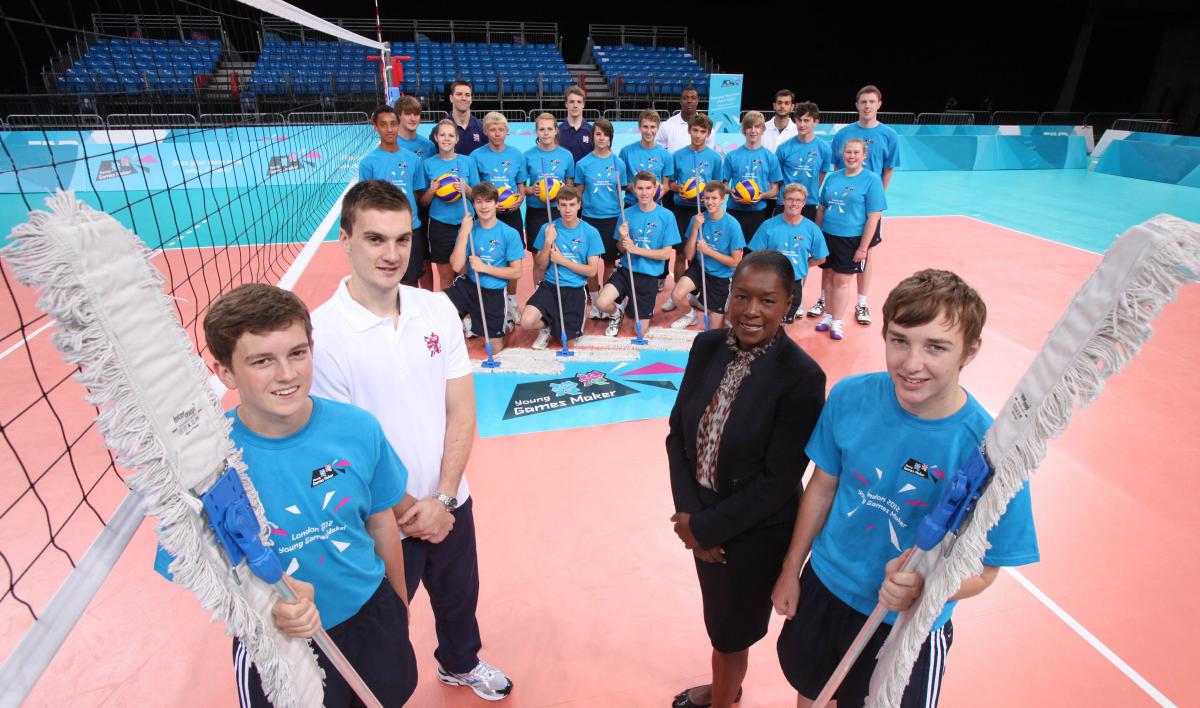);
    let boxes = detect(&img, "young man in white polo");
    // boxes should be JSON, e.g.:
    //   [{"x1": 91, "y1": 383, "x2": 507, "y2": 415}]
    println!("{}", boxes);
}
[
  {"x1": 762, "y1": 89, "x2": 798, "y2": 152},
  {"x1": 310, "y1": 179, "x2": 513, "y2": 701}
]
